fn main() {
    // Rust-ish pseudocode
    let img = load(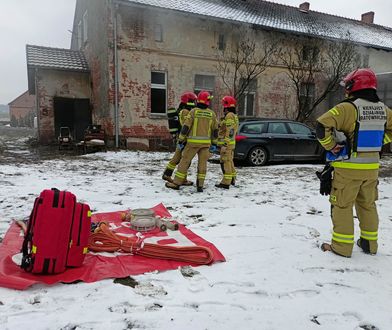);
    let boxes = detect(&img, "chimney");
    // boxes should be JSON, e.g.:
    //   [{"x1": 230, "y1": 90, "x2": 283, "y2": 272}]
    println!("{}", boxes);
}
[
  {"x1": 361, "y1": 11, "x2": 374, "y2": 24},
  {"x1": 299, "y1": 2, "x2": 310, "y2": 13}
]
